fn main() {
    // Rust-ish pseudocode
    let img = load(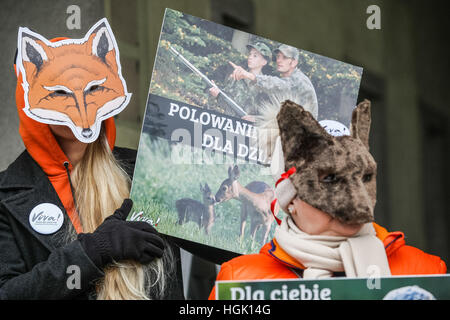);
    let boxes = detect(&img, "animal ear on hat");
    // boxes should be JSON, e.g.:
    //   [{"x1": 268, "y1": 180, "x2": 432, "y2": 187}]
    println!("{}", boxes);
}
[
  {"x1": 86, "y1": 19, "x2": 118, "y2": 70},
  {"x1": 350, "y1": 99, "x2": 371, "y2": 150},
  {"x1": 277, "y1": 100, "x2": 333, "y2": 167}
]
